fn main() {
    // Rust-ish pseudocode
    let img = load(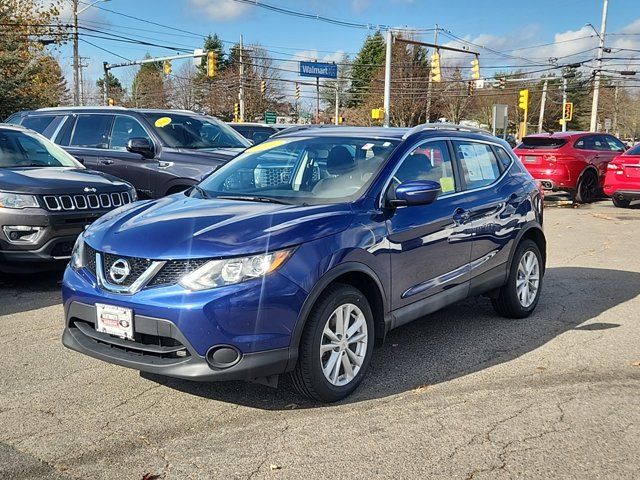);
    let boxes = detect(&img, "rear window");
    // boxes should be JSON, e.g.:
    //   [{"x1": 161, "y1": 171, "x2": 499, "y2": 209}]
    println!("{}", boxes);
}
[
  {"x1": 627, "y1": 144, "x2": 640, "y2": 155},
  {"x1": 518, "y1": 137, "x2": 567, "y2": 149}
]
